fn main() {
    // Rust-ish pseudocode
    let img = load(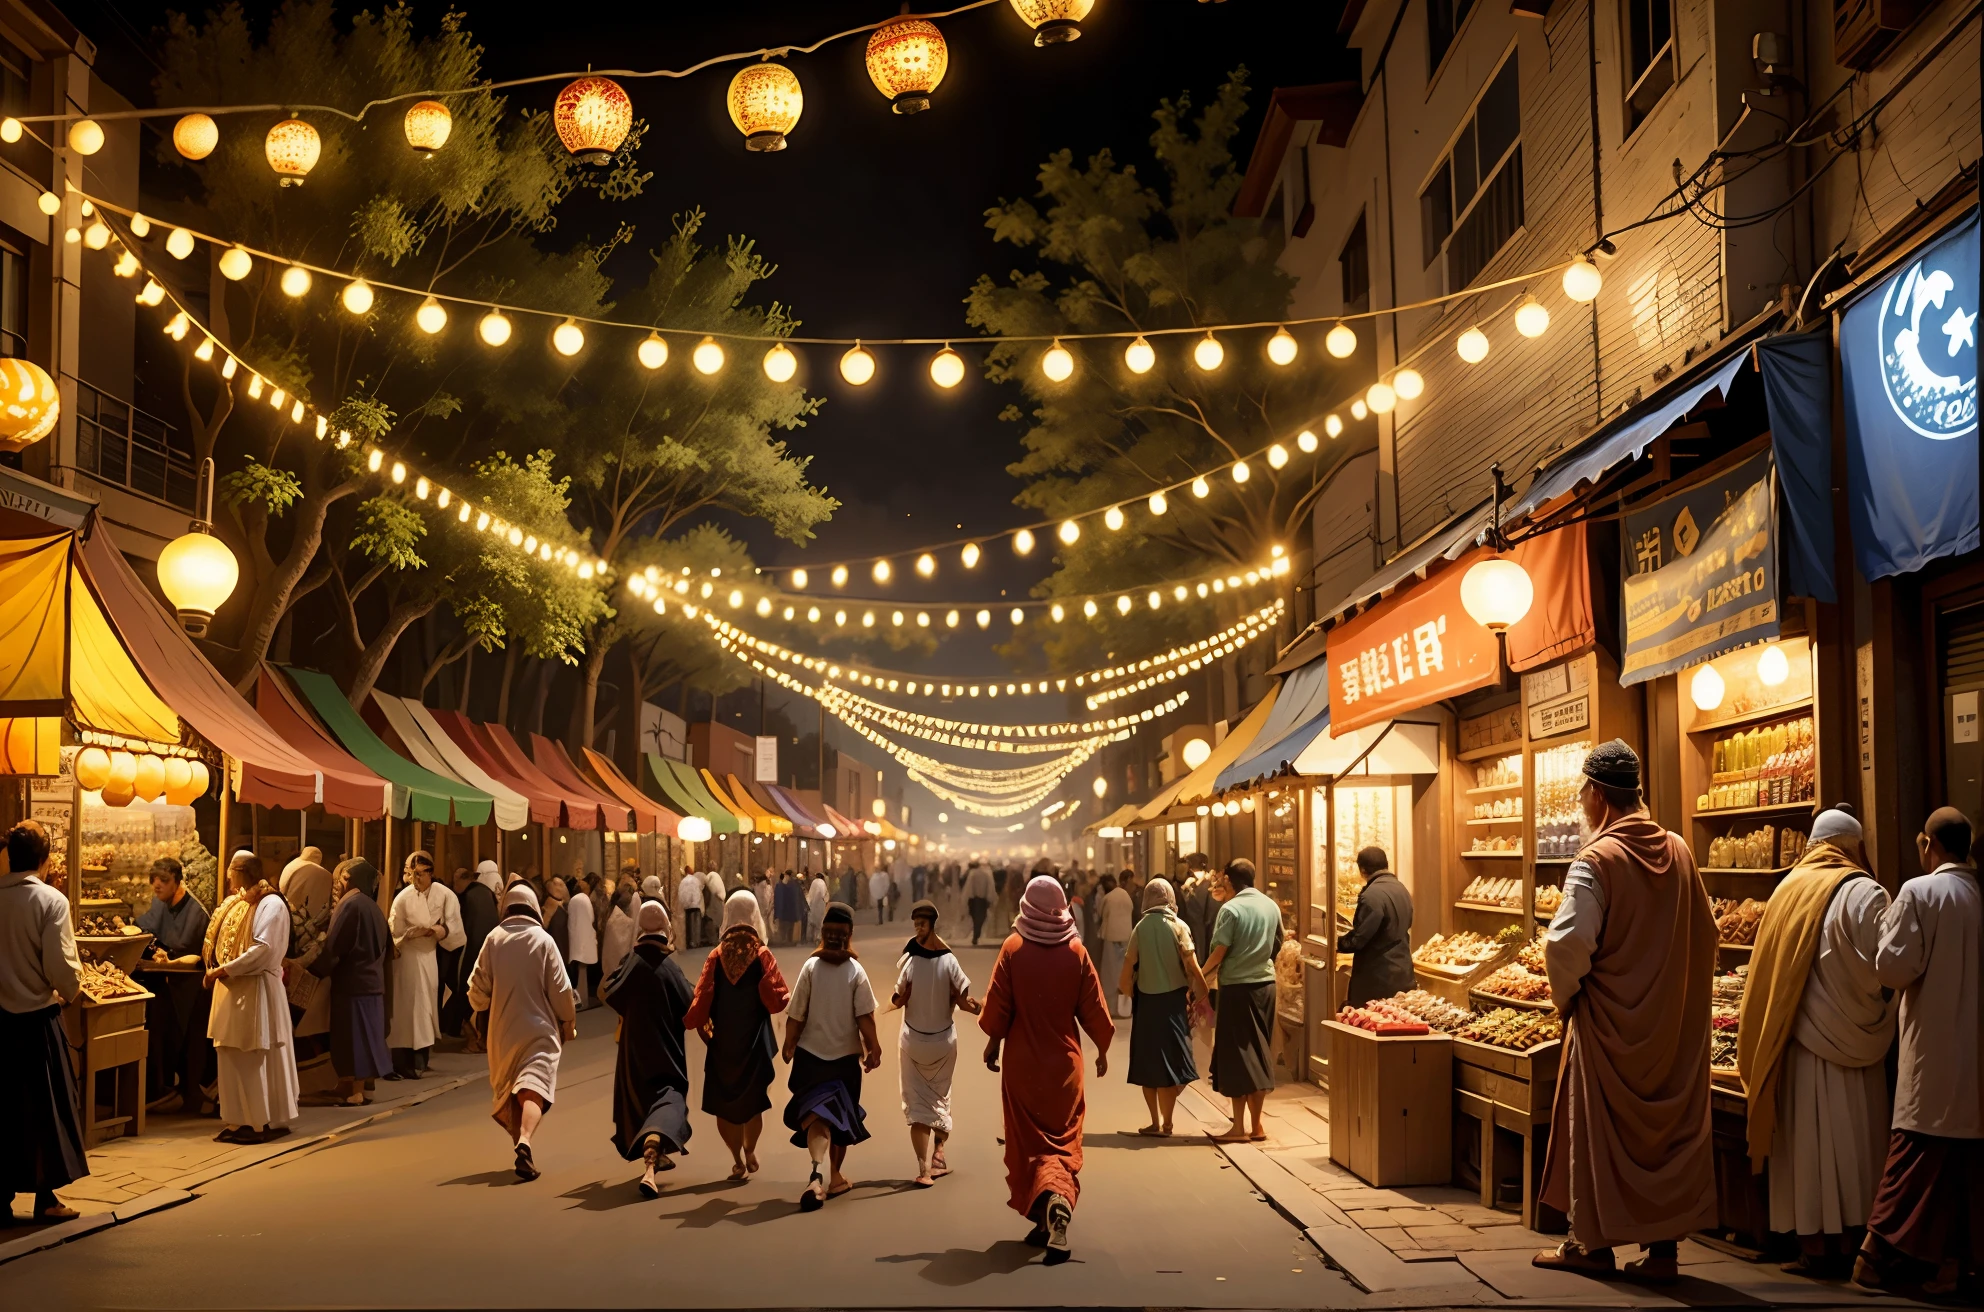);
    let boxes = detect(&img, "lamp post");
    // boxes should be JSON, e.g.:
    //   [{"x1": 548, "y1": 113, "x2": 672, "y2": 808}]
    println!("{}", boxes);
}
[{"x1": 156, "y1": 457, "x2": 239, "y2": 638}]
